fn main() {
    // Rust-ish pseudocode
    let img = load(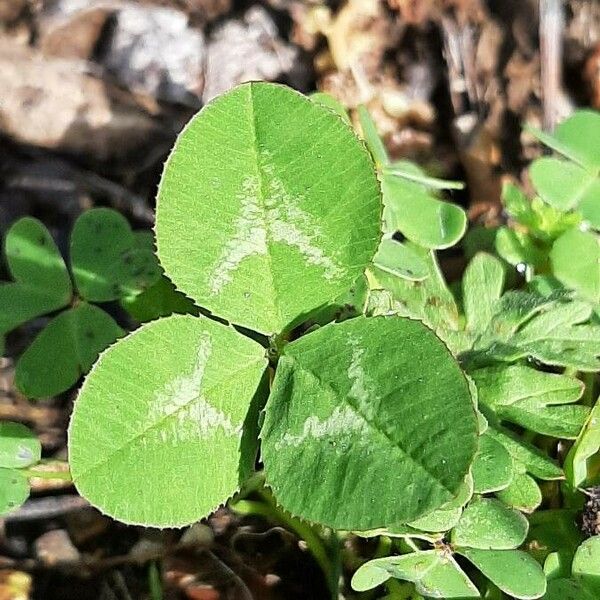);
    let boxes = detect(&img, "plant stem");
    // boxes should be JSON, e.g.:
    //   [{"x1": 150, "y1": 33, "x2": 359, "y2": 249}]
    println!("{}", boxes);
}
[{"x1": 233, "y1": 491, "x2": 336, "y2": 598}]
